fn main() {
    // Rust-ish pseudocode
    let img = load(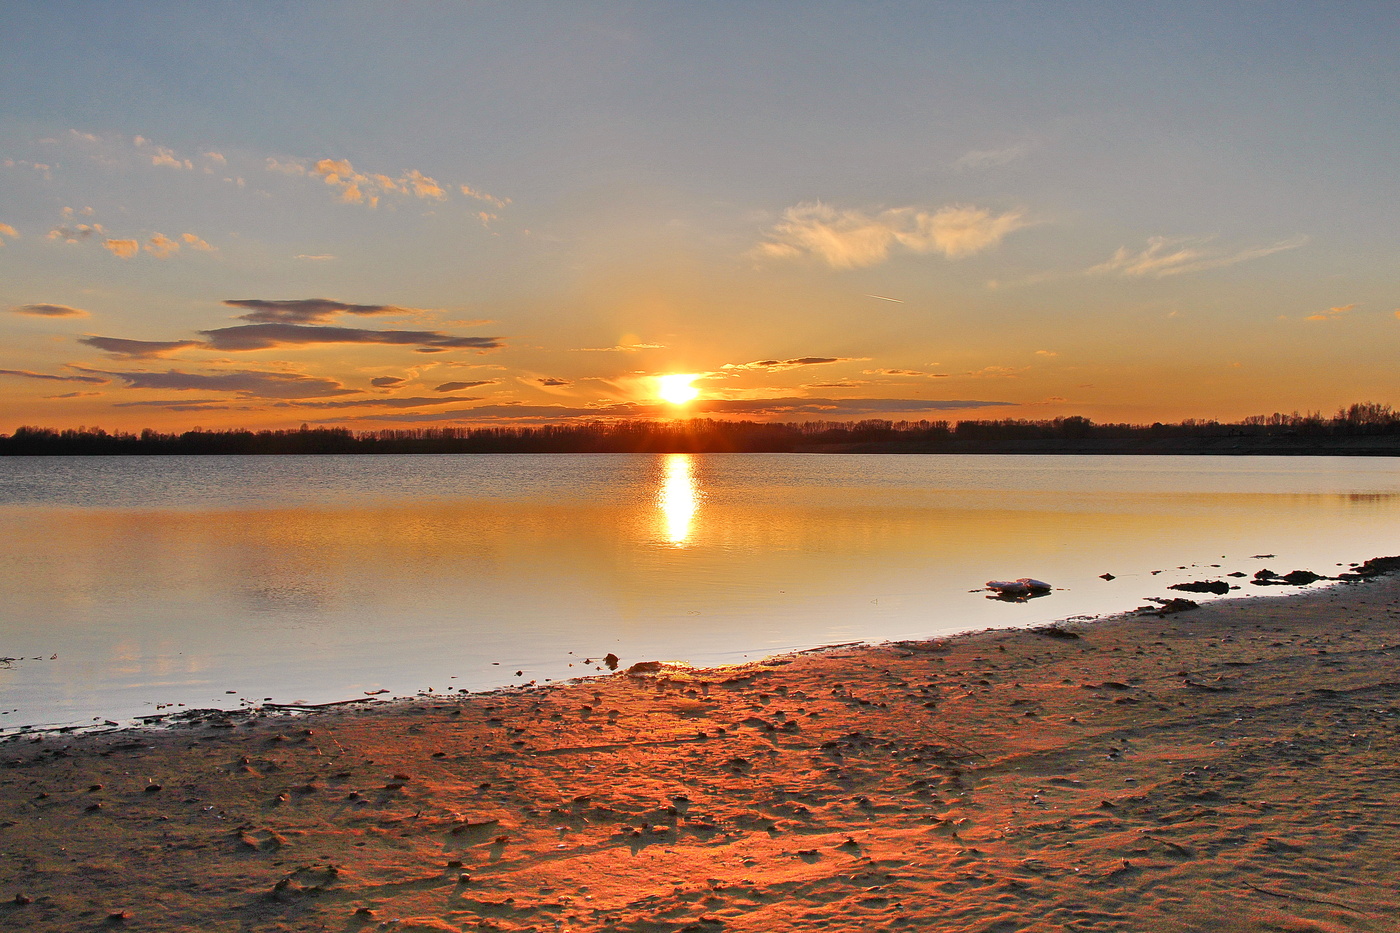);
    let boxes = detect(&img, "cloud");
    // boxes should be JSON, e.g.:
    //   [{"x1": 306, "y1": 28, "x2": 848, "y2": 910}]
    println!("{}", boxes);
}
[
  {"x1": 87, "y1": 367, "x2": 358, "y2": 399},
  {"x1": 434, "y1": 380, "x2": 497, "y2": 392},
  {"x1": 954, "y1": 142, "x2": 1033, "y2": 171},
  {"x1": 103, "y1": 238, "x2": 140, "y2": 259},
  {"x1": 10, "y1": 303, "x2": 88, "y2": 318},
  {"x1": 756, "y1": 202, "x2": 1029, "y2": 268},
  {"x1": 266, "y1": 157, "x2": 306, "y2": 175},
  {"x1": 222, "y1": 298, "x2": 424, "y2": 324},
  {"x1": 0, "y1": 223, "x2": 17, "y2": 241},
  {"x1": 111, "y1": 400, "x2": 243, "y2": 412},
  {"x1": 1035, "y1": 349, "x2": 1058, "y2": 357},
  {"x1": 48, "y1": 223, "x2": 104, "y2": 243},
  {"x1": 199, "y1": 323, "x2": 503, "y2": 352},
  {"x1": 181, "y1": 233, "x2": 215, "y2": 251},
  {"x1": 275, "y1": 392, "x2": 490, "y2": 406},
  {"x1": 309, "y1": 157, "x2": 451, "y2": 208},
  {"x1": 3, "y1": 159, "x2": 52, "y2": 180},
  {"x1": 371, "y1": 376, "x2": 405, "y2": 388},
  {"x1": 1305, "y1": 303, "x2": 1356, "y2": 322},
  {"x1": 78, "y1": 336, "x2": 204, "y2": 358},
  {"x1": 0, "y1": 368, "x2": 108, "y2": 384},
  {"x1": 275, "y1": 396, "x2": 483, "y2": 409},
  {"x1": 1089, "y1": 234, "x2": 1308, "y2": 277},
  {"x1": 44, "y1": 391, "x2": 103, "y2": 399},
  {"x1": 965, "y1": 365, "x2": 1027, "y2": 378},
  {"x1": 862, "y1": 368, "x2": 949, "y2": 378},
  {"x1": 460, "y1": 184, "x2": 510, "y2": 208},
  {"x1": 722, "y1": 357, "x2": 856, "y2": 372},
  {"x1": 294, "y1": 254, "x2": 336, "y2": 261},
  {"x1": 145, "y1": 233, "x2": 180, "y2": 258},
  {"x1": 536, "y1": 377, "x2": 571, "y2": 387},
  {"x1": 572, "y1": 343, "x2": 666, "y2": 352},
  {"x1": 150, "y1": 146, "x2": 193, "y2": 170}
]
